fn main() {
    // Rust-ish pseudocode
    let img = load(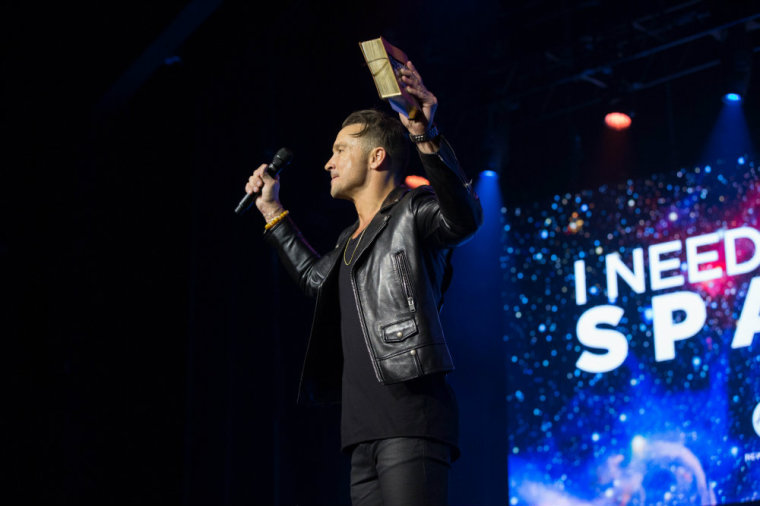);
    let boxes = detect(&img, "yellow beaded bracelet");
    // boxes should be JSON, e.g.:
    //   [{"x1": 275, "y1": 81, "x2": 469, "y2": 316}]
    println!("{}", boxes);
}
[{"x1": 264, "y1": 210, "x2": 289, "y2": 231}]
